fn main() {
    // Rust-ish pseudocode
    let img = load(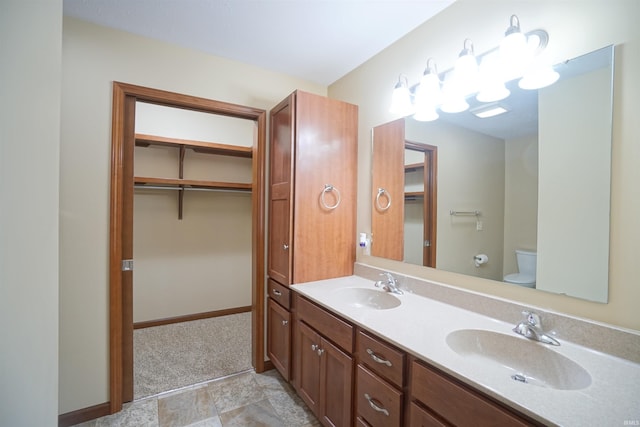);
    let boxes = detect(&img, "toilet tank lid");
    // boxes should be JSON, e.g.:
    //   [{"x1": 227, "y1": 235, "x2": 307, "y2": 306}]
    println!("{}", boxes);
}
[
  {"x1": 515, "y1": 249, "x2": 537, "y2": 256},
  {"x1": 504, "y1": 273, "x2": 536, "y2": 284}
]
